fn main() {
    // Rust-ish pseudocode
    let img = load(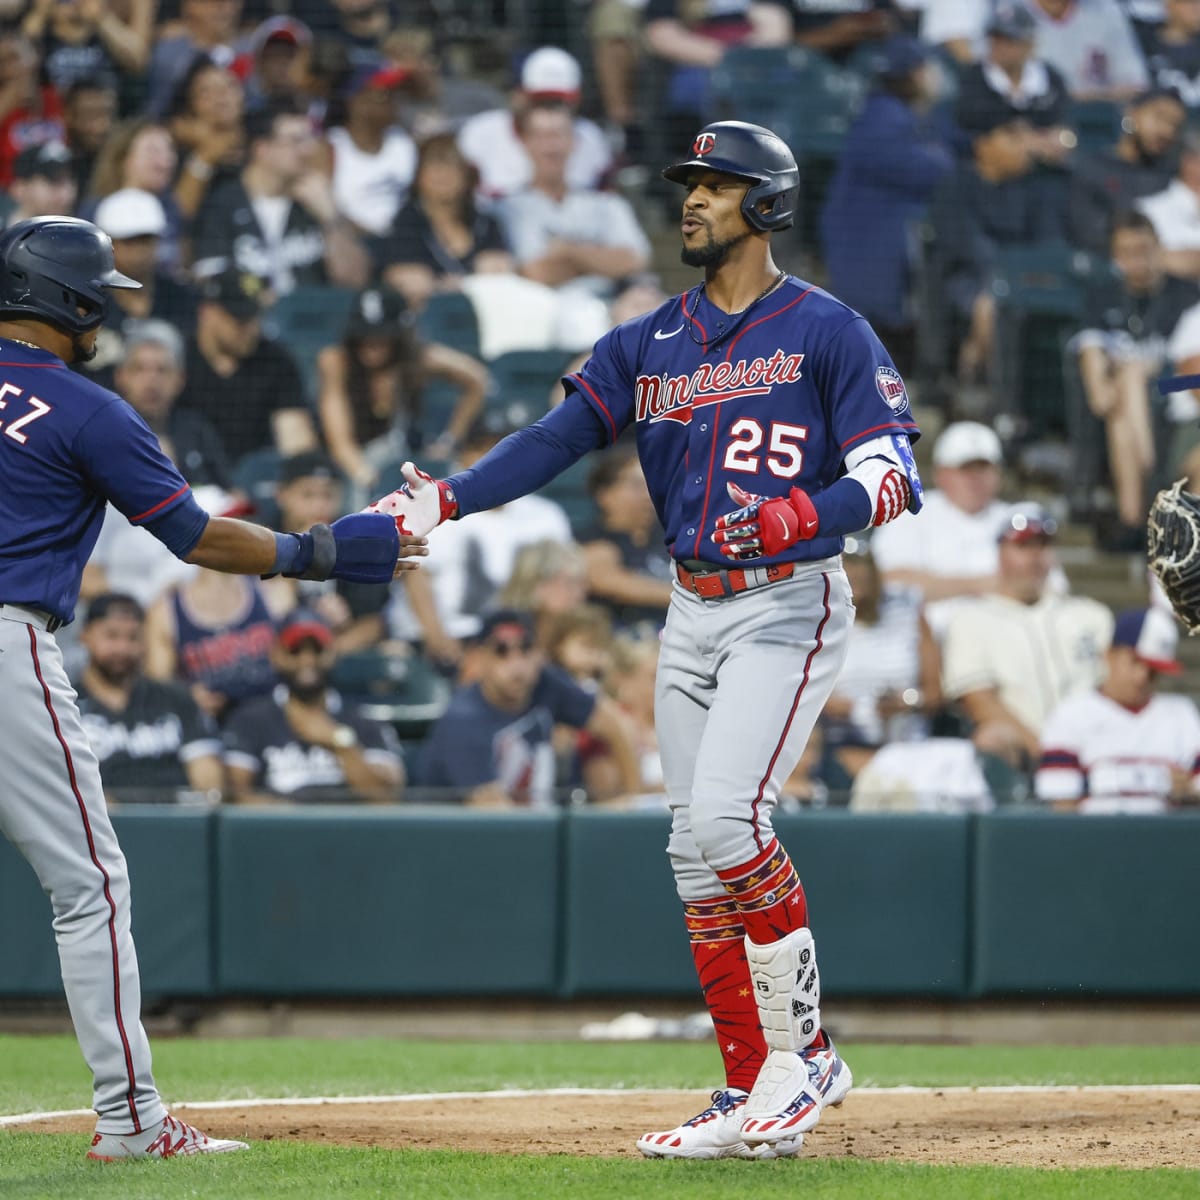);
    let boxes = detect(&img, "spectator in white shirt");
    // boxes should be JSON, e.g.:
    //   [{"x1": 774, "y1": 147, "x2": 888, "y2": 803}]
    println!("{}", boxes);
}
[
  {"x1": 1027, "y1": 0, "x2": 1149, "y2": 101},
  {"x1": 498, "y1": 100, "x2": 651, "y2": 301},
  {"x1": 457, "y1": 46, "x2": 613, "y2": 201},
  {"x1": 1037, "y1": 606, "x2": 1200, "y2": 813},
  {"x1": 1137, "y1": 126, "x2": 1200, "y2": 272},
  {"x1": 870, "y1": 421, "x2": 1011, "y2": 638},
  {"x1": 921, "y1": 0, "x2": 988, "y2": 64},
  {"x1": 942, "y1": 505, "x2": 1114, "y2": 768}
]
